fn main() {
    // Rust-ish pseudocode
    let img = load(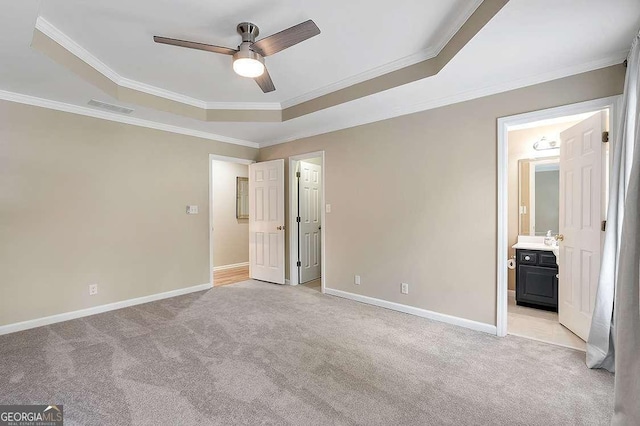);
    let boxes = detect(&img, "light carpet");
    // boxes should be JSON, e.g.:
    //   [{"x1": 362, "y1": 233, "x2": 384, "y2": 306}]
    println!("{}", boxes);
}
[{"x1": 0, "y1": 280, "x2": 614, "y2": 425}]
